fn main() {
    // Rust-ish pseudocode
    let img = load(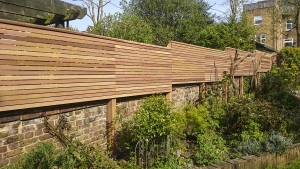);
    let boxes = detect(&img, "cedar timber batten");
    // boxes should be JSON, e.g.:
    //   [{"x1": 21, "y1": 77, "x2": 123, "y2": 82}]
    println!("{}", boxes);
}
[
  {"x1": 239, "y1": 76, "x2": 244, "y2": 96},
  {"x1": 107, "y1": 99, "x2": 116, "y2": 142}
]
